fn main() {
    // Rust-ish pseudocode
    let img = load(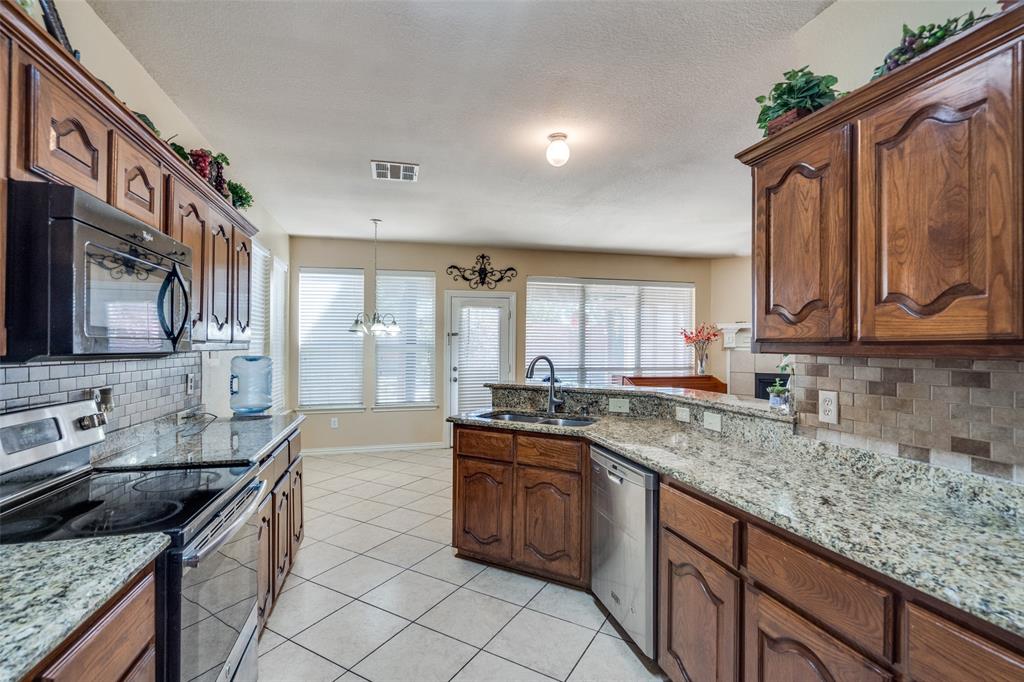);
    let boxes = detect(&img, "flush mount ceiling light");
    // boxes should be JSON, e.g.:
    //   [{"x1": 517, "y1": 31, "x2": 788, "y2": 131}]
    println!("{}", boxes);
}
[
  {"x1": 546, "y1": 133, "x2": 570, "y2": 167},
  {"x1": 349, "y1": 219, "x2": 400, "y2": 337}
]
